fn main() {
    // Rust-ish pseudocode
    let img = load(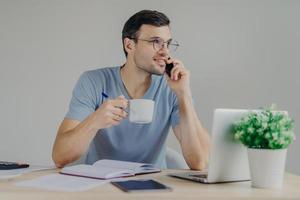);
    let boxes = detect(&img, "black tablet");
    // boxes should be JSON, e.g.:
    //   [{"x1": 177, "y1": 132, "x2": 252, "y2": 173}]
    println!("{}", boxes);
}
[{"x1": 111, "y1": 179, "x2": 172, "y2": 192}]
